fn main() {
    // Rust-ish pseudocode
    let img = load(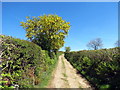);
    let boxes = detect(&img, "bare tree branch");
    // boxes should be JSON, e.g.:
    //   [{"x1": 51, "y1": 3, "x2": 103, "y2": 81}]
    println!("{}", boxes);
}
[
  {"x1": 87, "y1": 38, "x2": 103, "y2": 50},
  {"x1": 114, "y1": 40, "x2": 120, "y2": 47}
]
